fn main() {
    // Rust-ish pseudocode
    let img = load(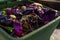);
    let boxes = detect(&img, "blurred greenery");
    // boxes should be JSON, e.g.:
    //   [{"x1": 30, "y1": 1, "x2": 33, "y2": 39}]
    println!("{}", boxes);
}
[{"x1": 0, "y1": 0, "x2": 6, "y2": 1}]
